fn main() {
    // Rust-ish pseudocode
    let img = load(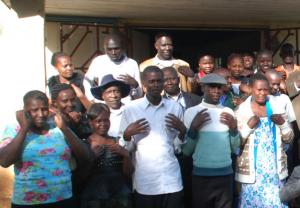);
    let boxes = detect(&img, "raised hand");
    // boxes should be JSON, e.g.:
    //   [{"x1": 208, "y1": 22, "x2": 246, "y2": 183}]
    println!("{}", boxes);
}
[
  {"x1": 107, "y1": 143, "x2": 129, "y2": 157},
  {"x1": 118, "y1": 74, "x2": 138, "y2": 88},
  {"x1": 247, "y1": 115, "x2": 260, "y2": 129},
  {"x1": 190, "y1": 109, "x2": 211, "y2": 132},
  {"x1": 123, "y1": 118, "x2": 149, "y2": 141},
  {"x1": 177, "y1": 66, "x2": 195, "y2": 78},
  {"x1": 50, "y1": 108, "x2": 67, "y2": 130},
  {"x1": 220, "y1": 112, "x2": 237, "y2": 131},
  {"x1": 16, "y1": 110, "x2": 31, "y2": 130},
  {"x1": 271, "y1": 114, "x2": 285, "y2": 125},
  {"x1": 165, "y1": 113, "x2": 186, "y2": 140}
]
